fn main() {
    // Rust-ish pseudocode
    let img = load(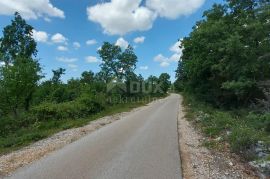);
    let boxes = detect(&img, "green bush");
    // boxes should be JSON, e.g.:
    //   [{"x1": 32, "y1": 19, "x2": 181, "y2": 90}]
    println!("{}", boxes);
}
[
  {"x1": 30, "y1": 95, "x2": 106, "y2": 121},
  {"x1": 0, "y1": 116, "x2": 18, "y2": 136},
  {"x1": 229, "y1": 126, "x2": 260, "y2": 153},
  {"x1": 246, "y1": 113, "x2": 270, "y2": 133},
  {"x1": 200, "y1": 111, "x2": 235, "y2": 137}
]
